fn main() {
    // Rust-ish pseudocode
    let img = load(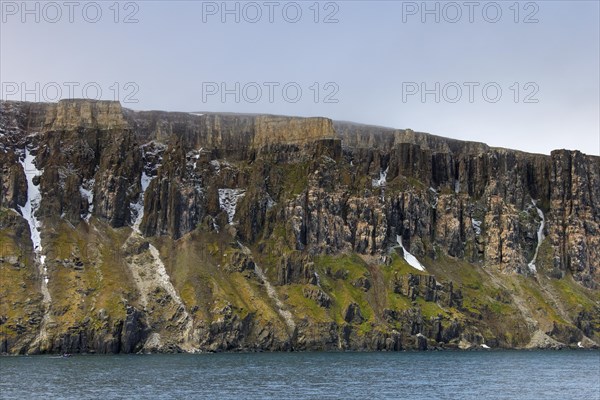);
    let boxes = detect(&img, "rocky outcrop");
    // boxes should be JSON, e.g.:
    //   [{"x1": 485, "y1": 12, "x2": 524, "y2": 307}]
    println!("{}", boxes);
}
[
  {"x1": 302, "y1": 287, "x2": 331, "y2": 308},
  {"x1": 0, "y1": 100, "x2": 598, "y2": 354},
  {"x1": 253, "y1": 116, "x2": 336, "y2": 149},
  {"x1": 343, "y1": 303, "x2": 364, "y2": 324},
  {"x1": 277, "y1": 251, "x2": 316, "y2": 285},
  {"x1": 393, "y1": 273, "x2": 462, "y2": 308},
  {"x1": 43, "y1": 99, "x2": 128, "y2": 131},
  {"x1": 547, "y1": 150, "x2": 600, "y2": 286}
]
